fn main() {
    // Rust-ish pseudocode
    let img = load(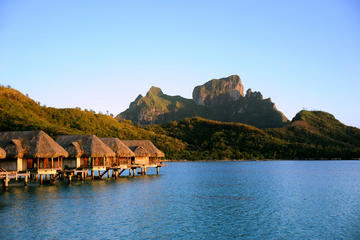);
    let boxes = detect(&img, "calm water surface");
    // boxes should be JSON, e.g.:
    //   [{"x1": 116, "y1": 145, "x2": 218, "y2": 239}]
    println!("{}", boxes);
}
[{"x1": 1, "y1": 161, "x2": 360, "y2": 239}]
